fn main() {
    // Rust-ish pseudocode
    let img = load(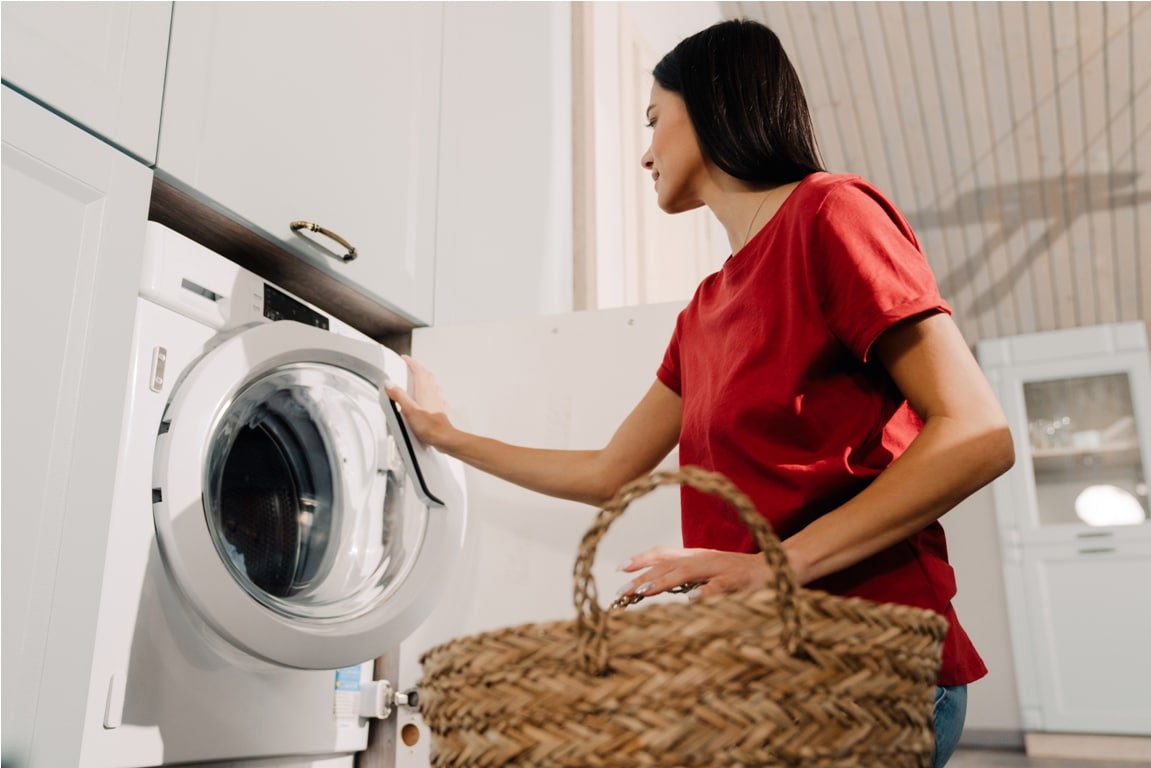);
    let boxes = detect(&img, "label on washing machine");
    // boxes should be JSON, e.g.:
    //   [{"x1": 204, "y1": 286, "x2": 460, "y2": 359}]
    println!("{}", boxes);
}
[{"x1": 333, "y1": 665, "x2": 362, "y2": 725}]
